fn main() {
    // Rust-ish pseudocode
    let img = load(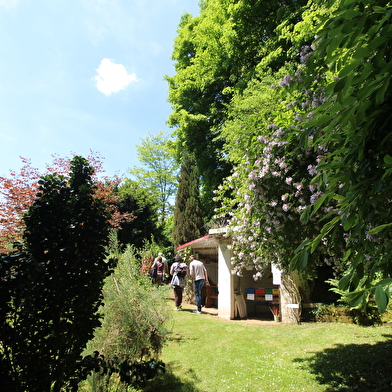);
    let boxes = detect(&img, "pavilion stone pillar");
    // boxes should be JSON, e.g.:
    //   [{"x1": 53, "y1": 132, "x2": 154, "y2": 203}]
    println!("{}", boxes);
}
[{"x1": 217, "y1": 242, "x2": 233, "y2": 319}]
